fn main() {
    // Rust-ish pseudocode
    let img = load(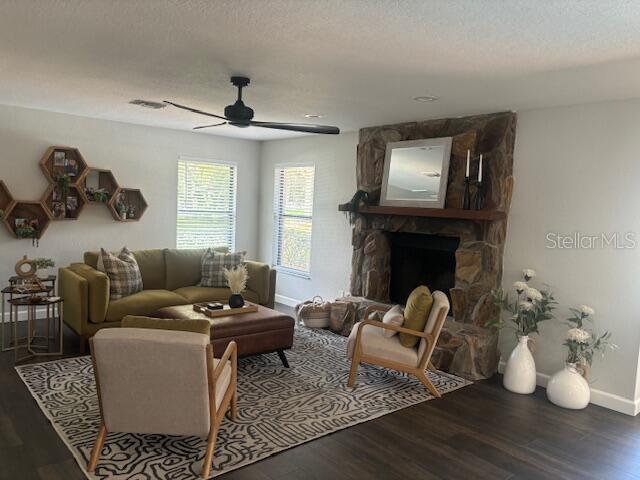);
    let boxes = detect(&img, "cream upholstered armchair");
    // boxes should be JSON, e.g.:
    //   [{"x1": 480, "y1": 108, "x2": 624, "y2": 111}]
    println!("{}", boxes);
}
[
  {"x1": 346, "y1": 290, "x2": 449, "y2": 397},
  {"x1": 88, "y1": 327, "x2": 237, "y2": 478}
]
